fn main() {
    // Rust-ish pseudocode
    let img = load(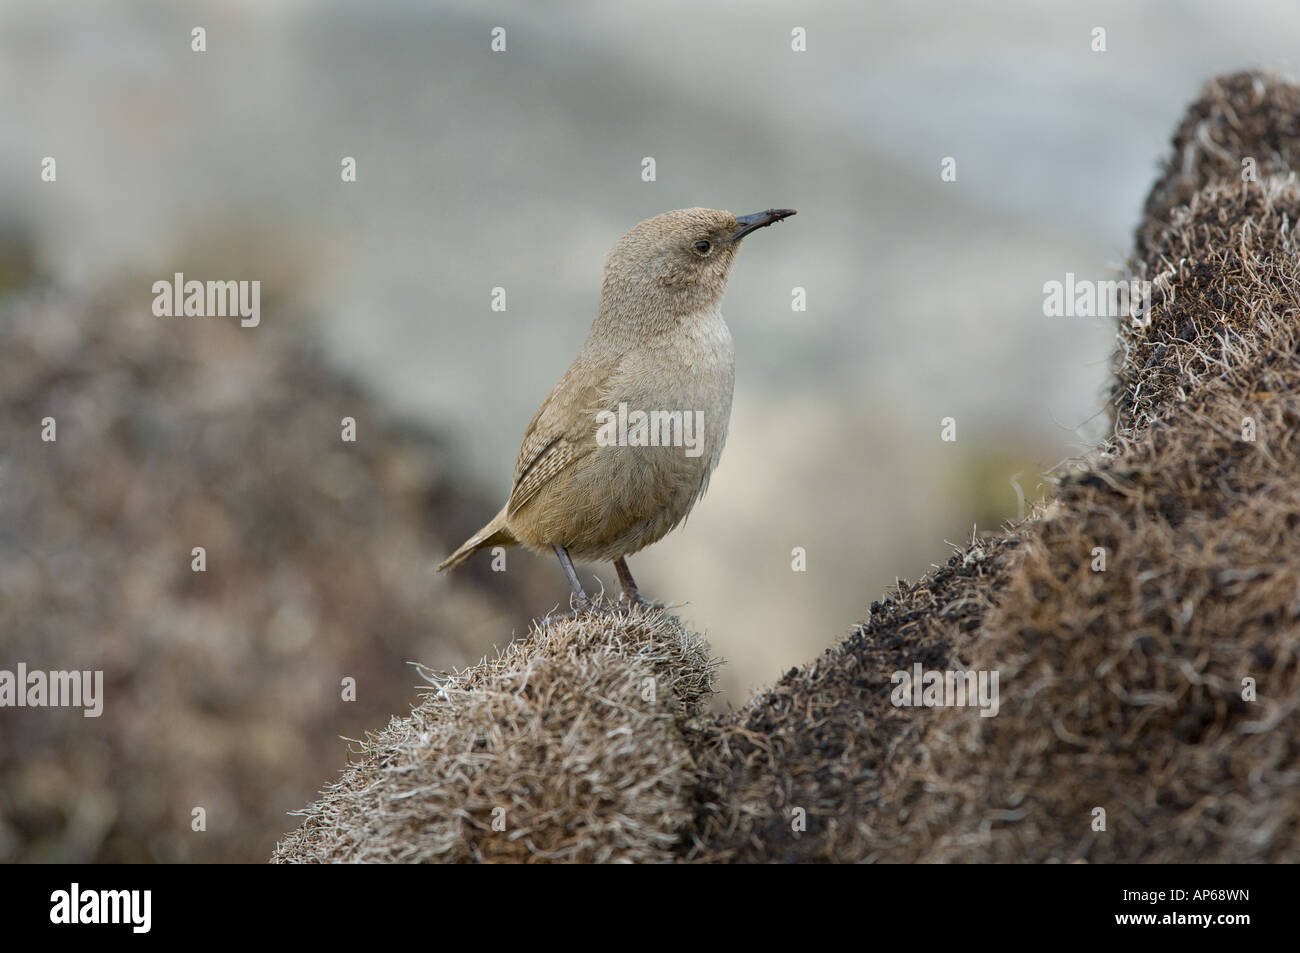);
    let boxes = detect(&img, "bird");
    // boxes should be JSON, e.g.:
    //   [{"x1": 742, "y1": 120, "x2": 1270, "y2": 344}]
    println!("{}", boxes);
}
[{"x1": 438, "y1": 206, "x2": 796, "y2": 609}]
